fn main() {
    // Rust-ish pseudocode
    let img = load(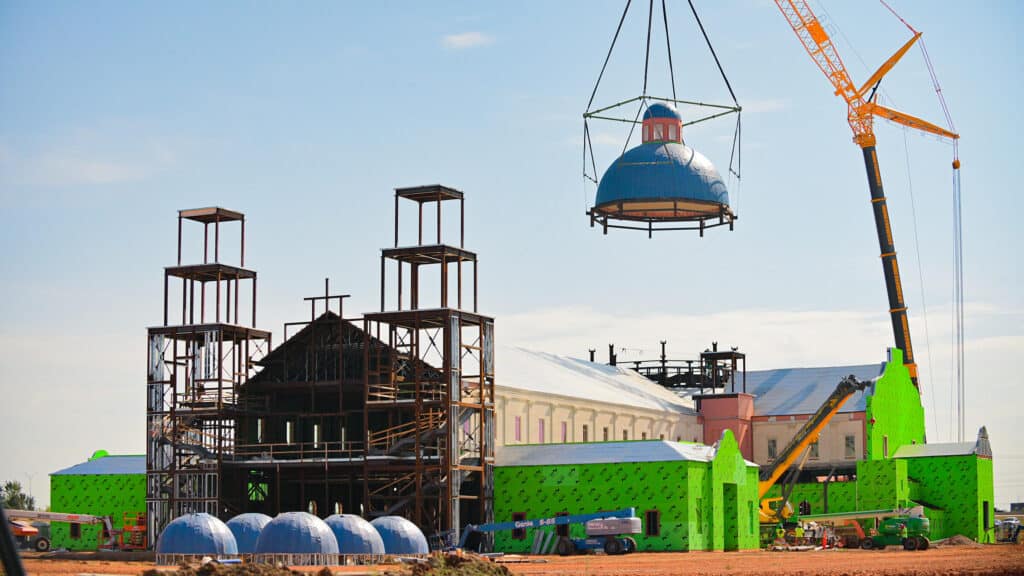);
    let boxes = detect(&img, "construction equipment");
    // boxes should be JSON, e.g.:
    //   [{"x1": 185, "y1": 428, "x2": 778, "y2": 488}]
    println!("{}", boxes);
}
[
  {"x1": 5, "y1": 510, "x2": 126, "y2": 550},
  {"x1": 995, "y1": 517, "x2": 1023, "y2": 544},
  {"x1": 0, "y1": 506, "x2": 26, "y2": 576},
  {"x1": 860, "y1": 511, "x2": 930, "y2": 550},
  {"x1": 458, "y1": 508, "x2": 641, "y2": 556},
  {"x1": 774, "y1": 0, "x2": 960, "y2": 389},
  {"x1": 8, "y1": 519, "x2": 49, "y2": 552},
  {"x1": 758, "y1": 375, "x2": 872, "y2": 523}
]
